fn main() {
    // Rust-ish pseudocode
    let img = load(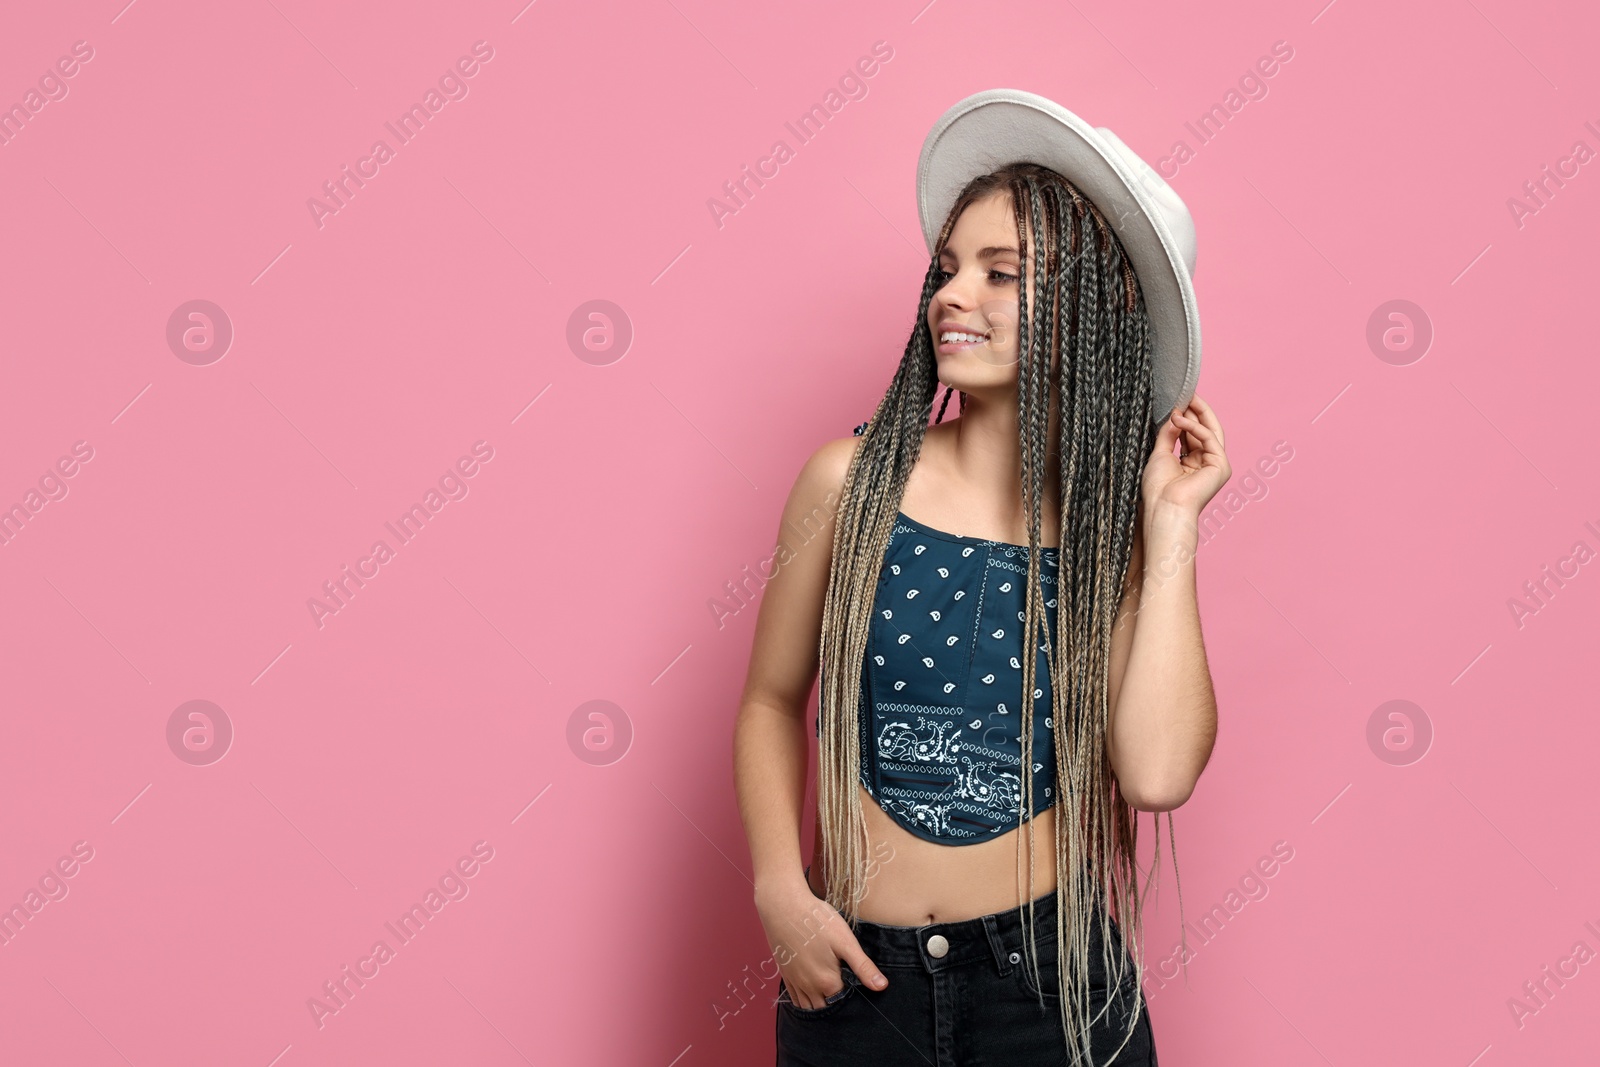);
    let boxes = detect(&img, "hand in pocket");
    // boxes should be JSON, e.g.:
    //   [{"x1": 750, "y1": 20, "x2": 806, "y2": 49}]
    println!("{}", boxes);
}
[{"x1": 757, "y1": 881, "x2": 889, "y2": 1010}]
